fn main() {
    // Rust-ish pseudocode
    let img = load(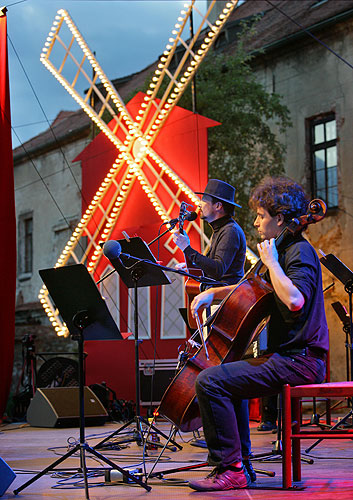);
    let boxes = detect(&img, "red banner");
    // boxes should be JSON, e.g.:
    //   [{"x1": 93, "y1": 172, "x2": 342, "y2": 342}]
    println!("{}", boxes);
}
[{"x1": 0, "y1": 9, "x2": 16, "y2": 420}]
